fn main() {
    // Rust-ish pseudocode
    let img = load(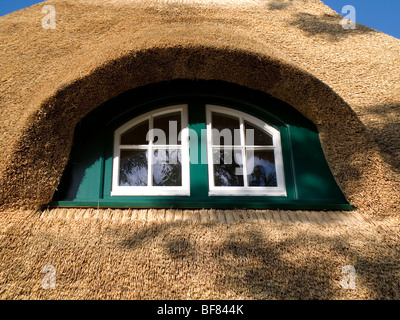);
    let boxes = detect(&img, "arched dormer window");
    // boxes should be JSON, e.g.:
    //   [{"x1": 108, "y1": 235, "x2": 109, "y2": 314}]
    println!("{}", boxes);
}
[
  {"x1": 111, "y1": 104, "x2": 286, "y2": 197},
  {"x1": 52, "y1": 80, "x2": 352, "y2": 210},
  {"x1": 112, "y1": 105, "x2": 190, "y2": 196},
  {"x1": 206, "y1": 105, "x2": 286, "y2": 196}
]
